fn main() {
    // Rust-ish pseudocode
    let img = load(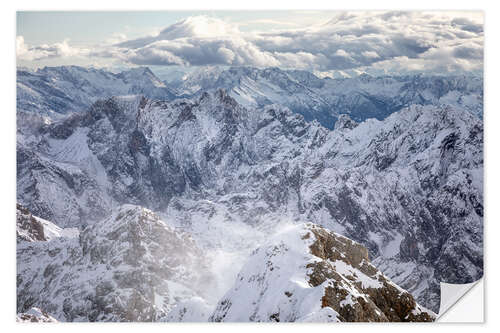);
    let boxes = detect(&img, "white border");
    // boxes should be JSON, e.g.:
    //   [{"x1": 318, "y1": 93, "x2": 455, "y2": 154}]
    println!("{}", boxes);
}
[{"x1": 2, "y1": 1, "x2": 498, "y2": 332}]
